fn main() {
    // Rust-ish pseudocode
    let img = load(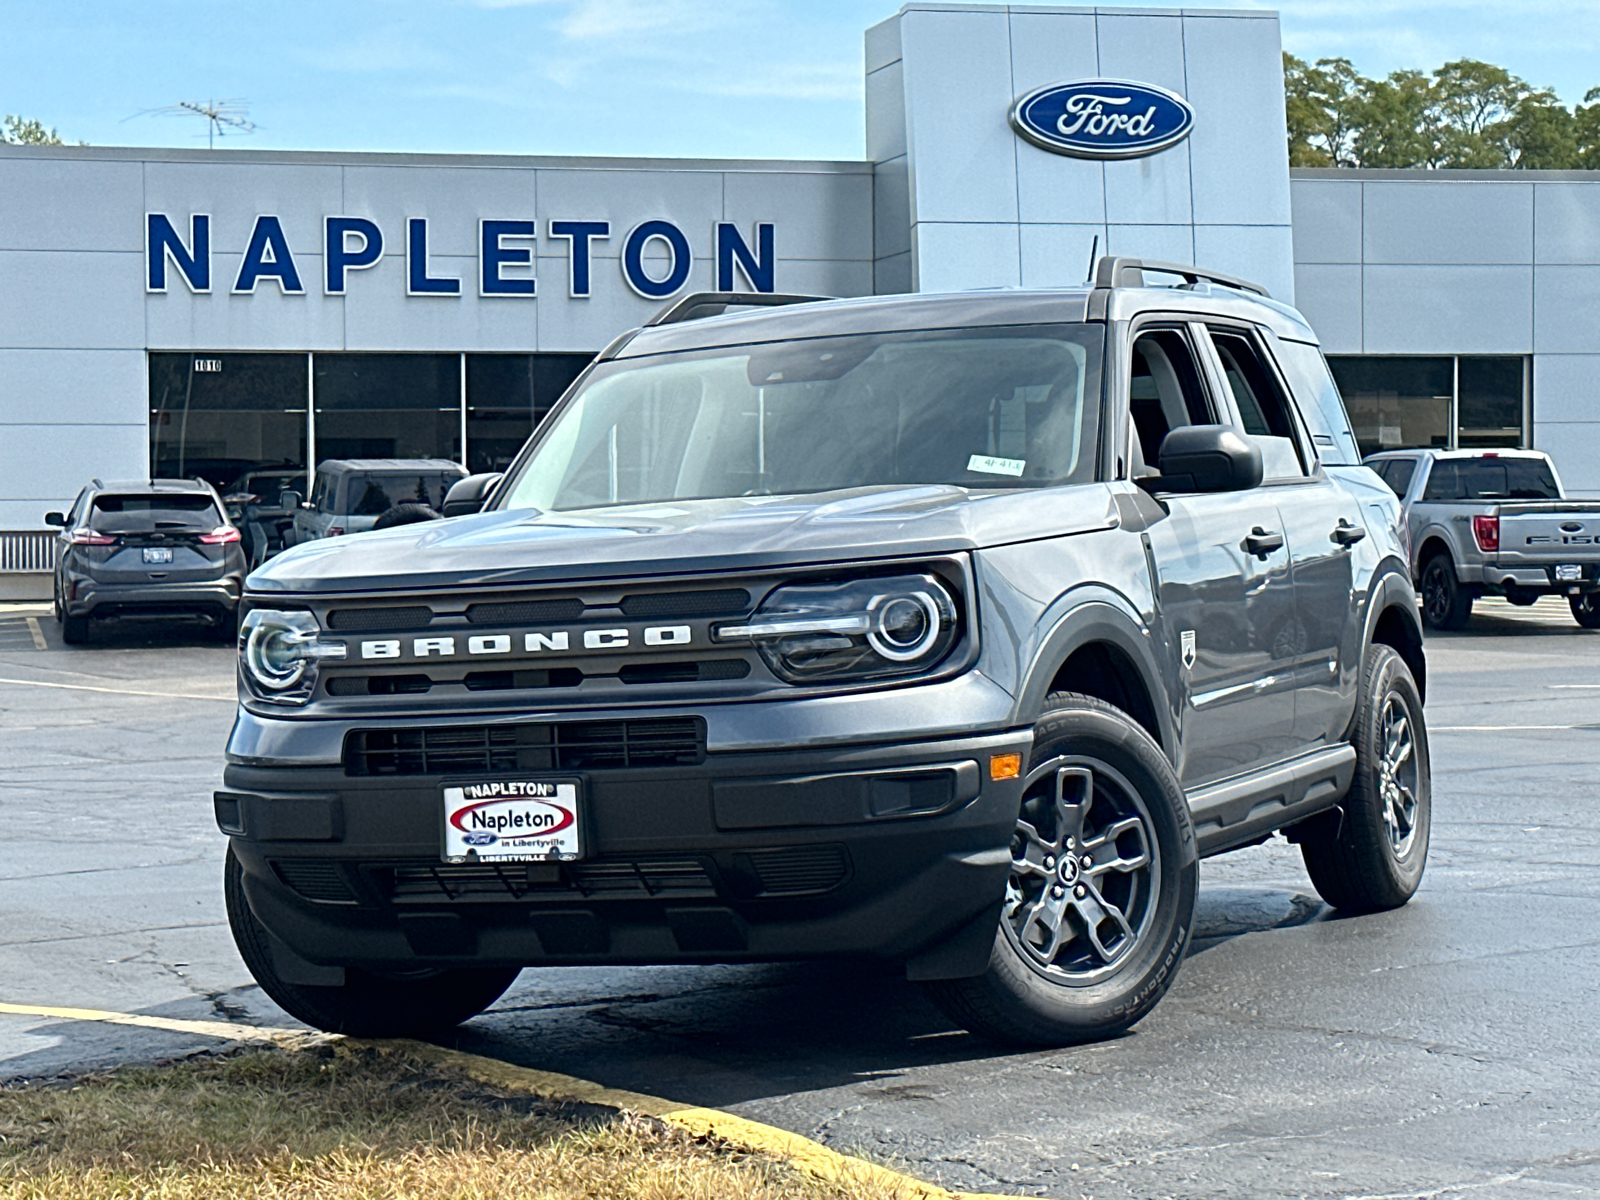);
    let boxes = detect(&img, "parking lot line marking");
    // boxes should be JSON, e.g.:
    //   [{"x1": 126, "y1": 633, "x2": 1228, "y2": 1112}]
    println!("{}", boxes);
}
[
  {"x1": 1431, "y1": 724, "x2": 1588, "y2": 732},
  {"x1": 1548, "y1": 684, "x2": 1600, "y2": 689},
  {"x1": 0, "y1": 1002, "x2": 1014, "y2": 1200},
  {"x1": 24, "y1": 618, "x2": 46, "y2": 650},
  {"x1": 0, "y1": 1001, "x2": 305, "y2": 1045},
  {"x1": 0, "y1": 675, "x2": 233, "y2": 702}
]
